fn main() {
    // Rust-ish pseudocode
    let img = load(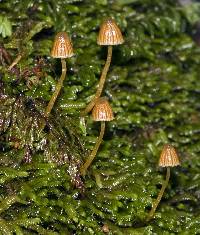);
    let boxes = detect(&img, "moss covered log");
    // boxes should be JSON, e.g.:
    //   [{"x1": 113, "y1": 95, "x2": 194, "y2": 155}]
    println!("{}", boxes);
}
[{"x1": 0, "y1": 0, "x2": 200, "y2": 234}]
